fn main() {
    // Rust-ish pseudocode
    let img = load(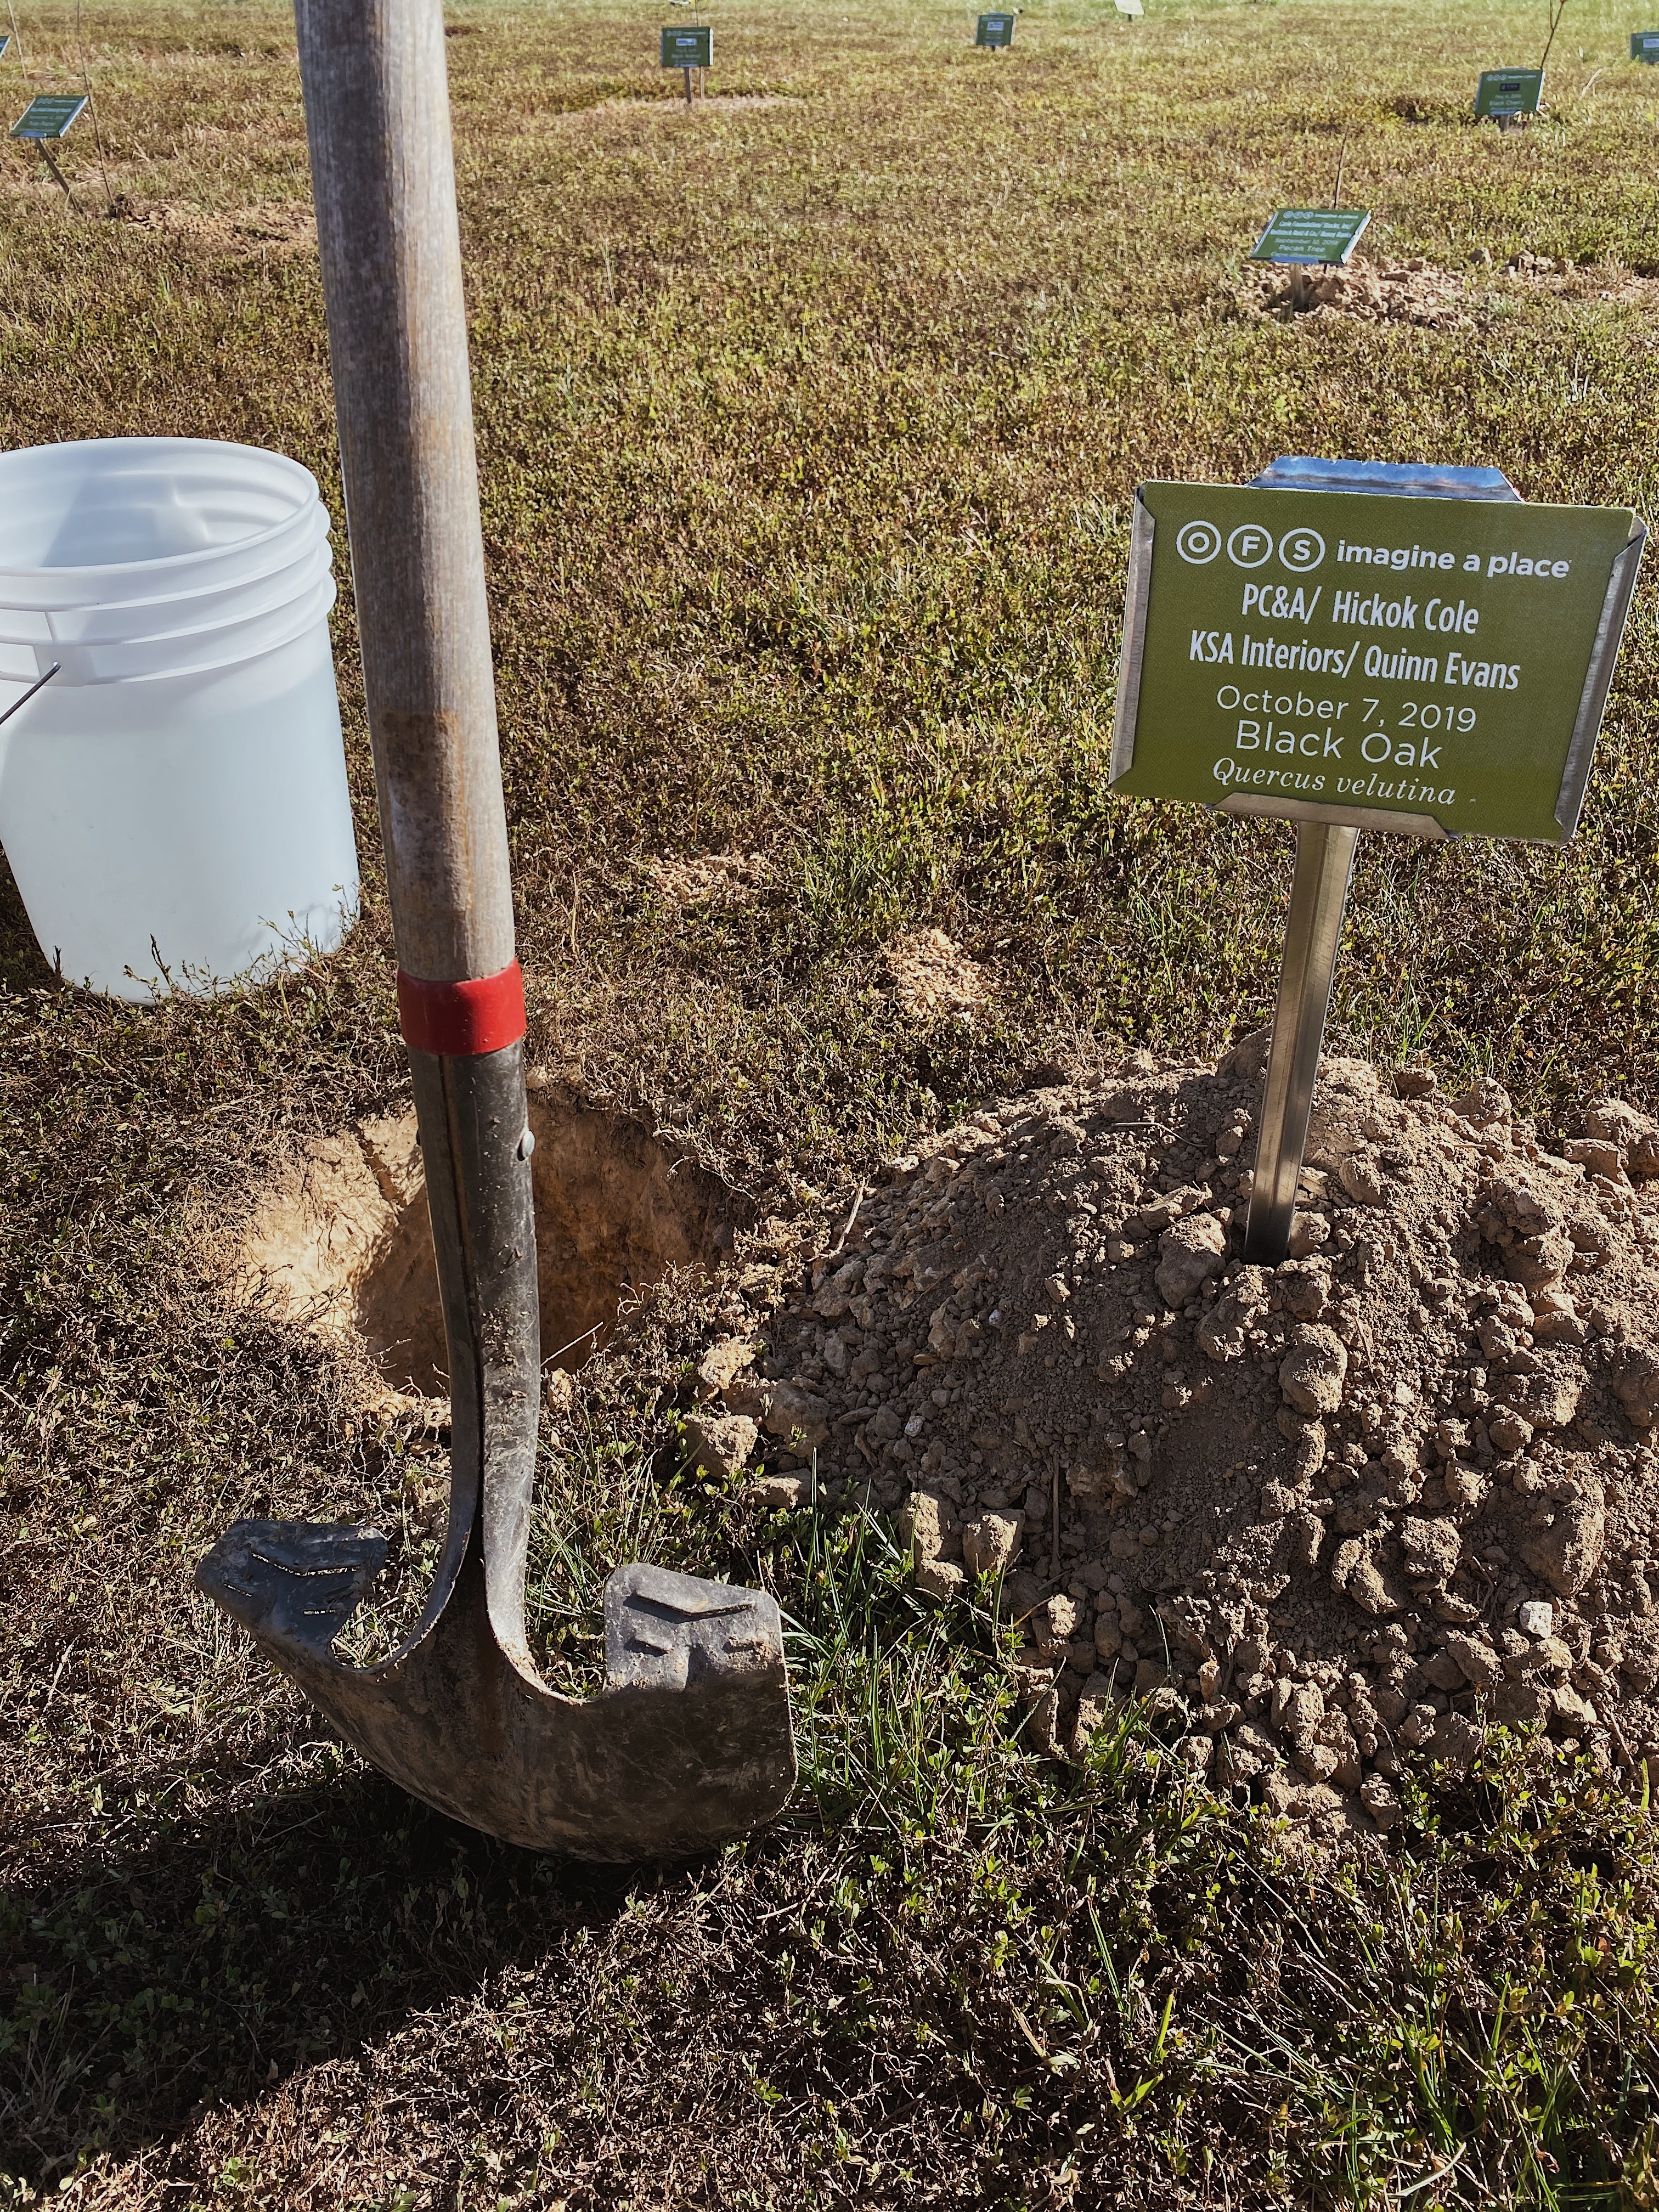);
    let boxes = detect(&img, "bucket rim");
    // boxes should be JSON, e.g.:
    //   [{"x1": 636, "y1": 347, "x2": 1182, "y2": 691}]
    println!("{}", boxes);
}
[
  {"x1": 0, "y1": 577, "x2": 337, "y2": 690},
  {"x1": 0, "y1": 525, "x2": 333, "y2": 646},
  {"x1": 0, "y1": 437, "x2": 327, "y2": 597}
]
